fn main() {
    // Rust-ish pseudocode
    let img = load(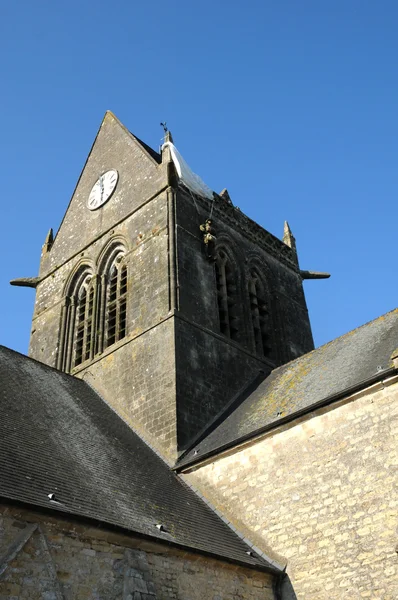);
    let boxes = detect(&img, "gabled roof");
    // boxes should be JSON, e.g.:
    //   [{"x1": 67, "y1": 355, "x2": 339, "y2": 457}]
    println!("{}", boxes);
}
[
  {"x1": 0, "y1": 346, "x2": 279, "y2": 572},
  {"x1": 177, "y1": 309, "x2": 398, "y2": 468}
]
